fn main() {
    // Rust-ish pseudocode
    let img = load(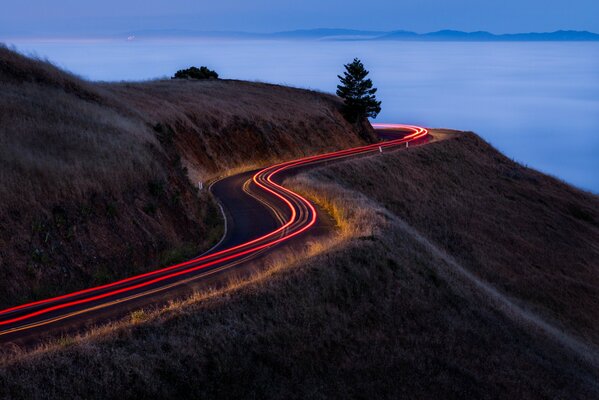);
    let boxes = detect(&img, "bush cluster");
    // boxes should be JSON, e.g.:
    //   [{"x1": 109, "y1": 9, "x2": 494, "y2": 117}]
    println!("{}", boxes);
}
[{"x1": 172, "y1": 66, "x2": 219, "y2": 80}]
